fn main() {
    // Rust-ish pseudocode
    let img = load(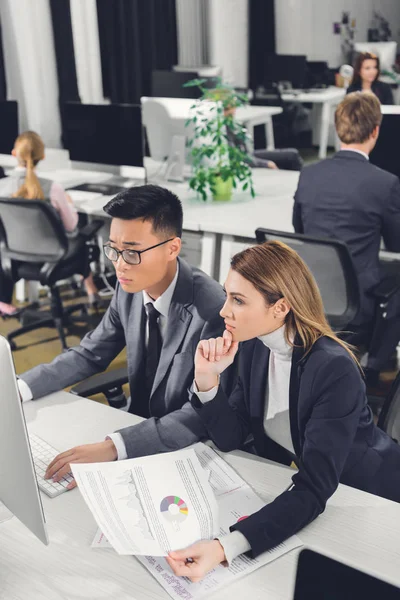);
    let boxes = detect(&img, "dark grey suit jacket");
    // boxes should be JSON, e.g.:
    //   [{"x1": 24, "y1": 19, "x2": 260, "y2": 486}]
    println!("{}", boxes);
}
[
  {"x1": 21, "y1": 258, "x2": 228, "y2": 456},
  {"x1": 293, "y1": 151, "x2": 400, "y2": 324}
]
